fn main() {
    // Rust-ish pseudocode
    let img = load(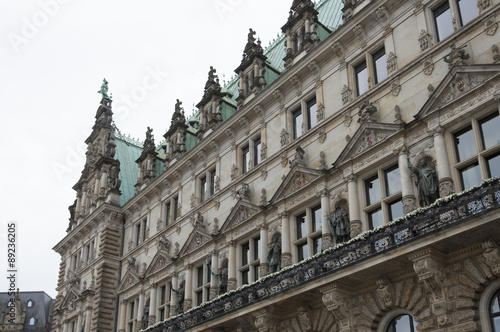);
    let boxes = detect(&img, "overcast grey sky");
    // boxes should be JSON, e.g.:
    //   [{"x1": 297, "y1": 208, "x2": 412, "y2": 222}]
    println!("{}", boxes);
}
[{"x1": 0, "y1": 0, "x2": 293, "y2": 298}]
